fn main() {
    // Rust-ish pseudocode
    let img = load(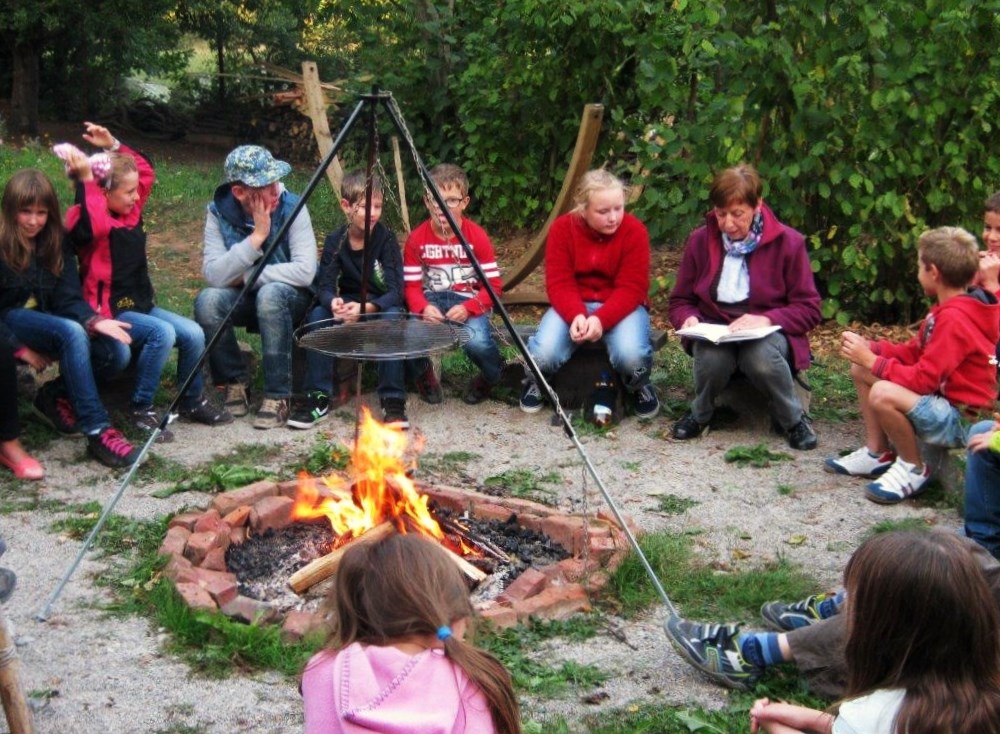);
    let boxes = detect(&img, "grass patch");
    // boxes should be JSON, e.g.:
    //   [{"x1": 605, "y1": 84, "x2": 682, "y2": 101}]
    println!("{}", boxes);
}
[
  {"x1": 863, "y1": 516, "x2": 936, "y2": 539},
  {"x1": 293, "y1": 438, "x2": 352, "y2": 476},
  {"x1": 724, "y1": 443, "x2": 794, "y2": 468},
  {"x1": 805, "y1": 357, "x2": 859, "y2": 421},
  {"x1": 480, "y1": 616, "x2": 605, "y2": 697},
  {"x1": 148, "y1": 442, "x2": 285, "y2": 498},
  {"x1": 605, "y1": 530, "x2": 817, "y2": 619},
  {"x1": 651, "y1": 493, "x2": 699, "y2": 515},
  {"x1": 777, "y1": 483, "x2": 796, "y2": 496},
  {"x1": 483, "y1": 468, "x2": 561, "y2": 505},
  {"x1": 418, "y1": 450, "x2": 481, "y2": 480}
]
